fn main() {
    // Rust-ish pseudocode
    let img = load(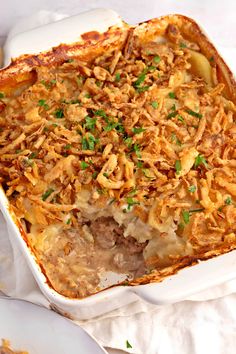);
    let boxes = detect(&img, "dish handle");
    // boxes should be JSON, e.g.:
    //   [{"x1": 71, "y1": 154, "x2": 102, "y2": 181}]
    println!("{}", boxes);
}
[{"x1": 3, "y1": 8, "x2": 123, "y2": 67}]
